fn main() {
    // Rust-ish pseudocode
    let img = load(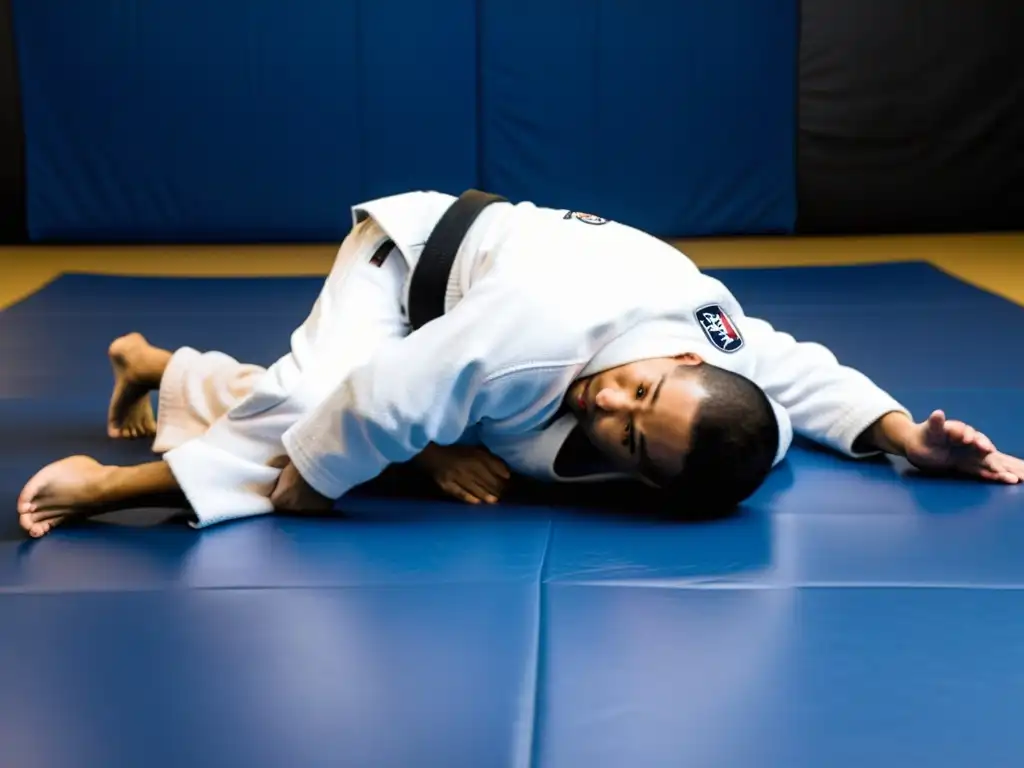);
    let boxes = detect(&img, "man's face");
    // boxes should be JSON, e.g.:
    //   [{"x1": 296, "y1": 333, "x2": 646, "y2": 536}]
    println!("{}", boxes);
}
[{"x1": 565, "y1": 354, "x2": 706, "y2": 483}]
